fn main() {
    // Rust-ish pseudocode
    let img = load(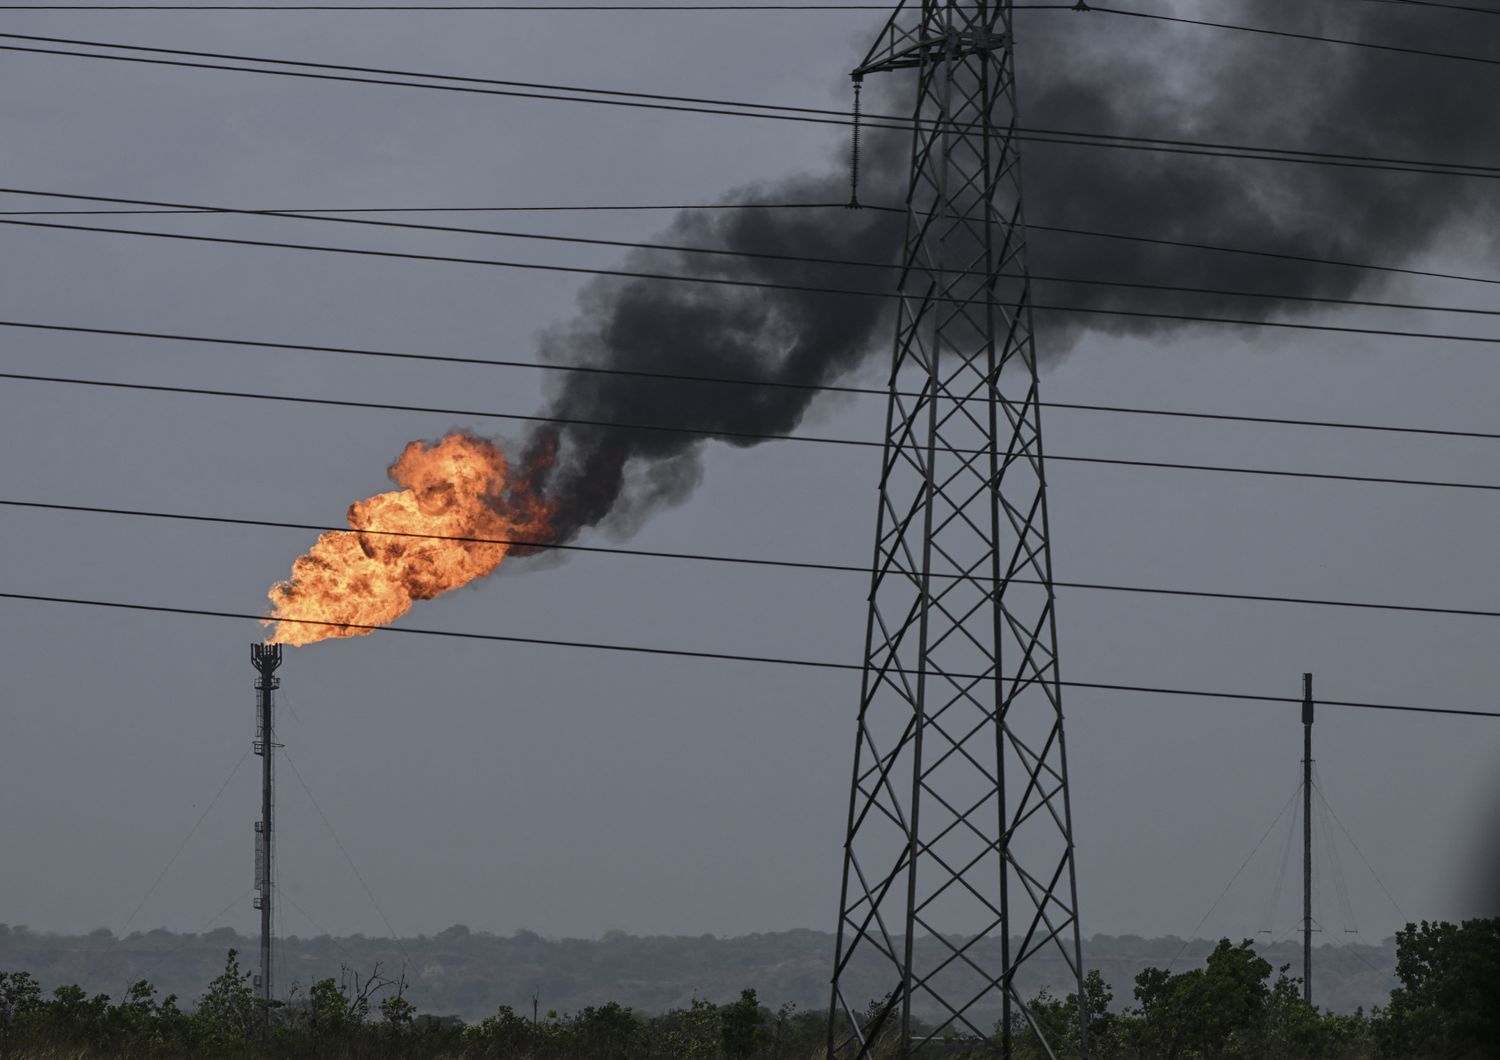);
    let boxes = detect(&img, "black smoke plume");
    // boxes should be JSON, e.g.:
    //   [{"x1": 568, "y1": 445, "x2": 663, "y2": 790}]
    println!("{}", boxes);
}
[{"x1": 521, "y1": 4, "x2": 1499, "y2": 541}]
